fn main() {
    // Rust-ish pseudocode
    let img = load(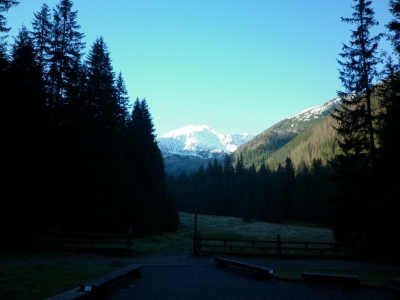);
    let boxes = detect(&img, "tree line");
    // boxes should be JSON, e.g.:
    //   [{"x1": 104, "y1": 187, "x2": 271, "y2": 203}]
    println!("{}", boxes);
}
[
  {"x1": 0, "y1": 0, "x2": 179, "y2": 235},
  {"x1": 167, "y1": 155, "x2": 334, "y2": 226}
]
